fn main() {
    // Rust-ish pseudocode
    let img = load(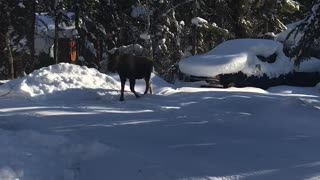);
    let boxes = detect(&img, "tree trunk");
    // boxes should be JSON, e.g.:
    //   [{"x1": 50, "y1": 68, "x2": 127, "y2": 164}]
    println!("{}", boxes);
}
[
  {"x1": 30, "y1": 0, "x2": 36, "y2": 70},
  {"x1": 6, "y1": 31, "x2": 14, "y2": 79},
  {"x1": 75, "y1": 2, "x2": 80, "y2": 62},
  {"x1": 146, "y1": 0, "x2": 153, "y2": 58},
  {"x1": 5, "y1": 11, "x2": 14, "y2": 79},
  {"x1": 192, "y1": 0, "x2": 198, "y2": 55},
  {"x1": 230, "y1": 0, "x2": 248, "y2": 38},
  {"x1": 54, "y1": 18, "x2": 59, "y2": 64},
  {"x1": 54, "y1": 6, "x2": 60, "y2": 64}
]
